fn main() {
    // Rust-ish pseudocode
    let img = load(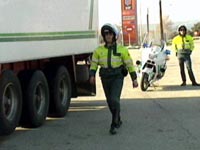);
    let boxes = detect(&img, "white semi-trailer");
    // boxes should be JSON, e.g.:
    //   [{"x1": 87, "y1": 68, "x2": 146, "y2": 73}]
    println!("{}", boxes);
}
[{"x1": 0, "y1": 0, "x2": 99, "y2": 135}]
